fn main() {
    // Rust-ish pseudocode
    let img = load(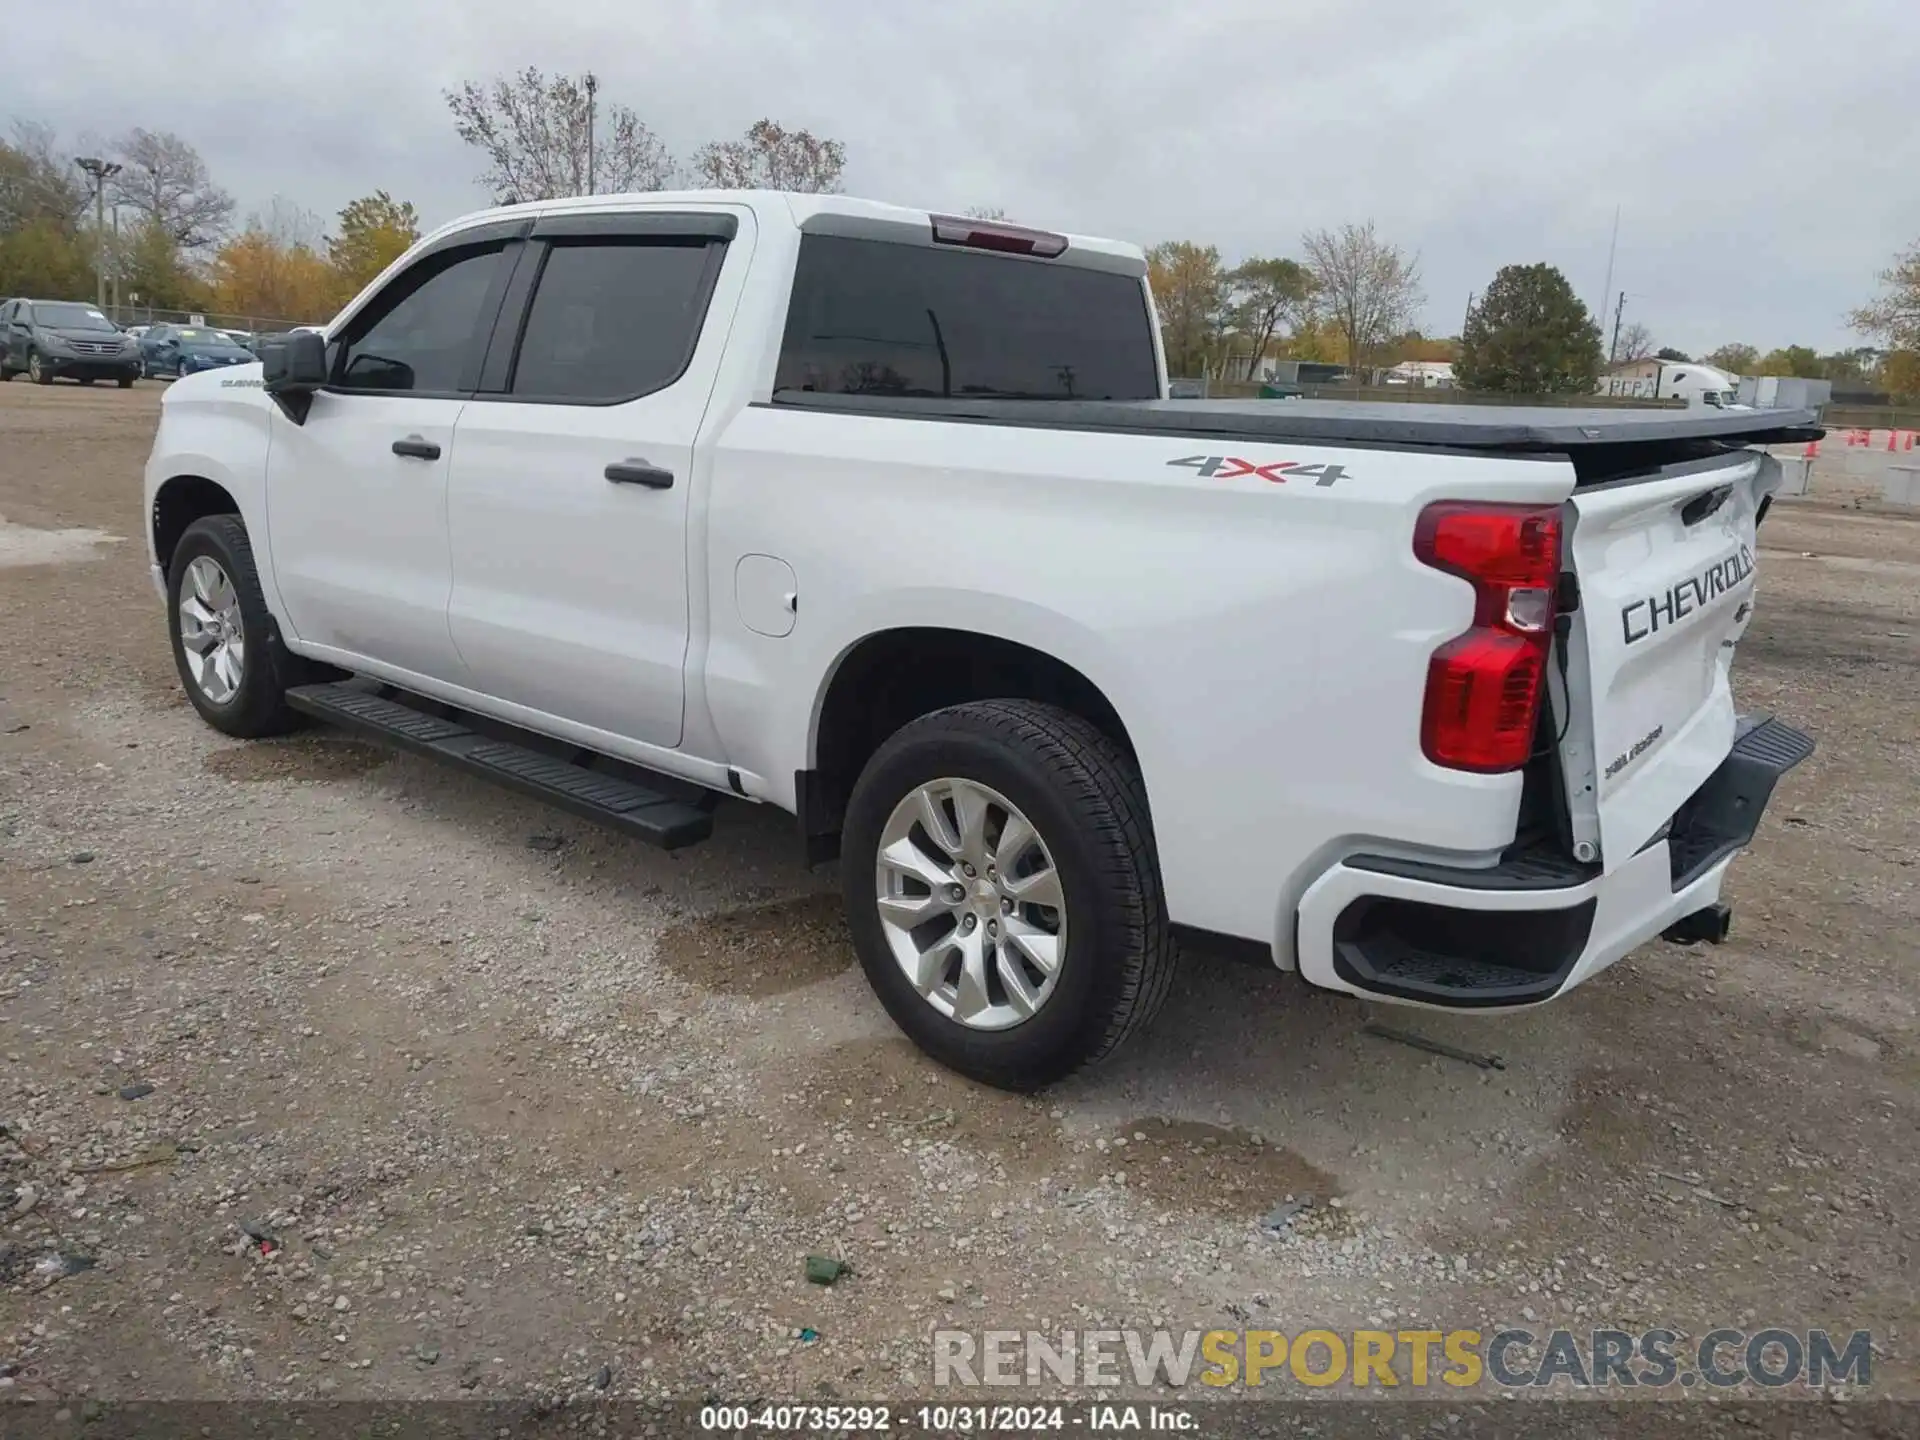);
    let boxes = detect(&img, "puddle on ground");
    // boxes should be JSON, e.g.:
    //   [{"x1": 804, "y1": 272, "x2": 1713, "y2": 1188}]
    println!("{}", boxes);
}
[
  {"x1": 654, "y1": 893, "x2": 854, "y2": 998},
  {"x1": 0, "y1": 515, "x2": 125, "y2": 569},
  {"x1": 1101, "y1": 1117, "x2": 1344, "y2": 1221},
  {"x1": 798, "y1": 1039, "x2": 1349, "y2": 1233},
  {"x1": 204, "y1": 735, "x2": 388, "y2": 783},
  {"x1": 803, "y1": 1034, "x2": 1054, "y2": 1167}
]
